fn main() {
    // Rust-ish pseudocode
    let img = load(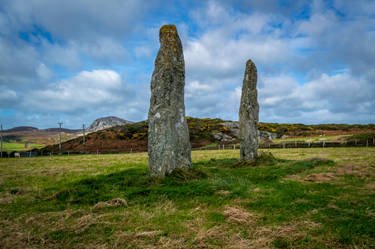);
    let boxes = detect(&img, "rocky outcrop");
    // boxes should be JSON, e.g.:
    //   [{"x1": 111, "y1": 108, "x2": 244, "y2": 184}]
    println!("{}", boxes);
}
[
  {"x1": 89, "y1": 116, "x2": 132, "y2": 132},
  {"x1": 259, "y1": 130, "x2": 278, "y2": 140},
  {"x1": 147, "y1": 25, "x2": 192, "y2": 177},
  {"x1": 239, "y1": 60, "x2": 259, "y2": 160},
  {"x1": 222, "y1": 121, "x2": 278, "y2": 141},
  {"x1": 213, "y1": 132, "x2": 234, "y2": 142}
]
